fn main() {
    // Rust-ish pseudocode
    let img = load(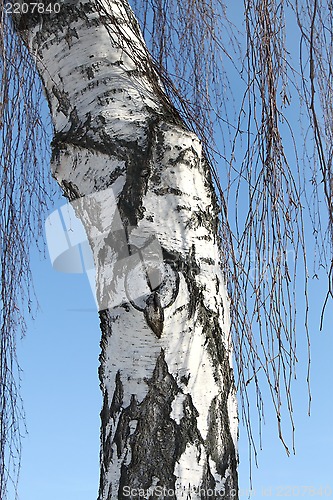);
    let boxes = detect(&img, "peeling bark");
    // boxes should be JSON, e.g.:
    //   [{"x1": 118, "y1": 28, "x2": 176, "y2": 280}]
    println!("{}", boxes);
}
[{"x1": 13, "y1": 0, "x2": 238, "y2": 497}]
